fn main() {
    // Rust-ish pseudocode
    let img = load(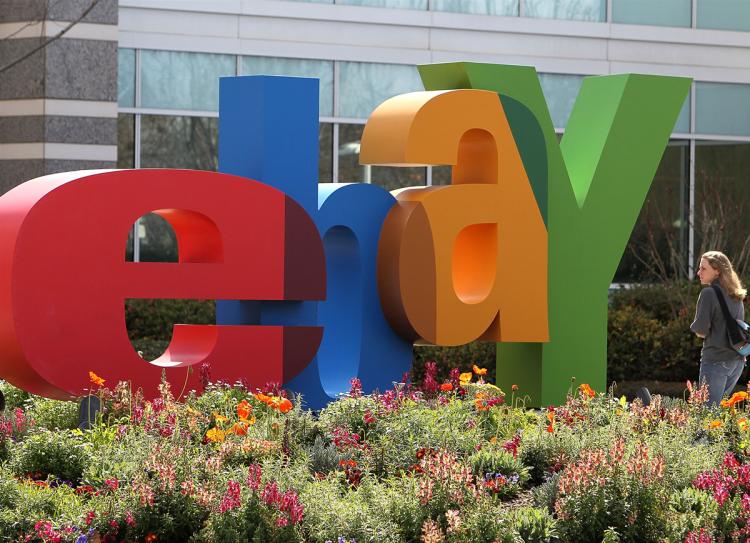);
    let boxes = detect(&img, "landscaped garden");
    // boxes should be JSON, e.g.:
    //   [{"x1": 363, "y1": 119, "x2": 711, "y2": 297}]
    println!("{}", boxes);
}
[{"x1": 1, "y1": 363, "x2": 750, "y2": 543}]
